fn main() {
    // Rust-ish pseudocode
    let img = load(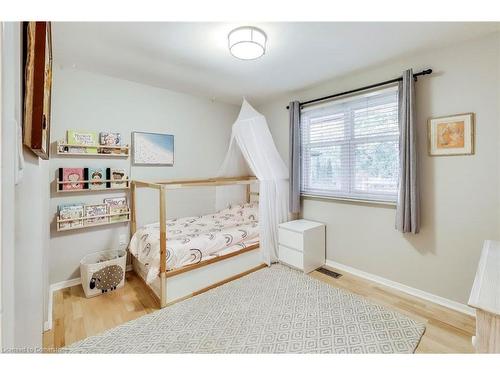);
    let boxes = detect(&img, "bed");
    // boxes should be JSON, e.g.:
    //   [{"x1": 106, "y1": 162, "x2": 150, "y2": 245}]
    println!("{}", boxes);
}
[
  {"x1": 129, "y1": 177, "x2": 264, "y2": 307},
  {"x1": 130, "y1": 202, "x2": 260, "y2": 283}
]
